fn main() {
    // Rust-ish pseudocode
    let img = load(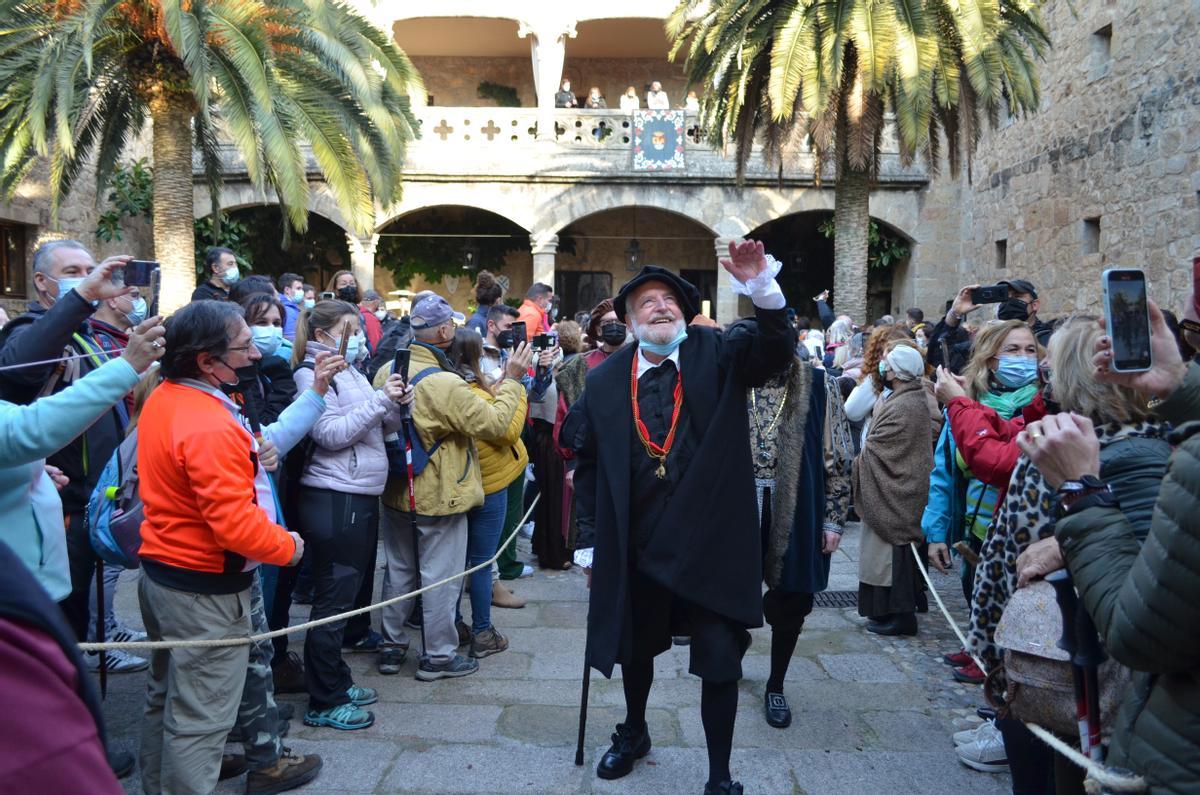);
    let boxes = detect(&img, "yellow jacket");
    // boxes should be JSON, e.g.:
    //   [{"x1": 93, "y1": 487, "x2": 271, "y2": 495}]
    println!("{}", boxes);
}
[
  {"x1": 375, "y1": 342, "x2": 526, "y2": 516},
  {"x1": 470, "y1": 381, "x2": 529, "y2": 494}
]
